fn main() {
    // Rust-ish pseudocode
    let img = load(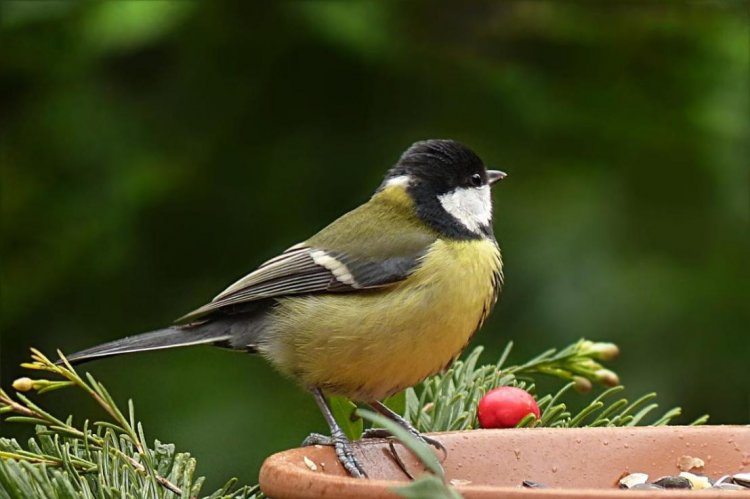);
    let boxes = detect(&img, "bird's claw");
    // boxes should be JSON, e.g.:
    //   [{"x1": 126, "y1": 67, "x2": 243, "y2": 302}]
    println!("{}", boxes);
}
[
  {"x1": 301, "y1": 431, "x2": 367, "y2": 478},
  {"x1": 362, "y1": 427, "x2": 447, "y2": 462},
  {"x1": 301, "y1": 432, "x2": 333, "y2": 447},
  {"x1": 419, "y1": 434, "x2": 448, "y2": 461},
  {"x1": 360, "y1": 428, "x2": 391, "y2": 439}
]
